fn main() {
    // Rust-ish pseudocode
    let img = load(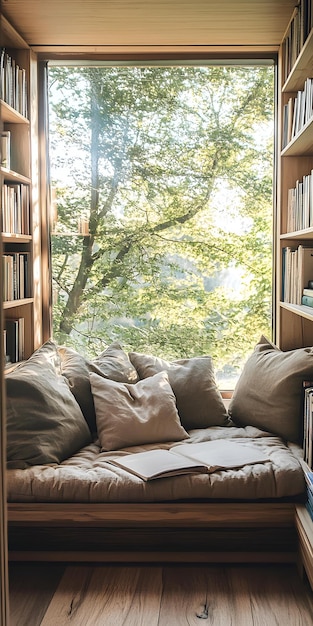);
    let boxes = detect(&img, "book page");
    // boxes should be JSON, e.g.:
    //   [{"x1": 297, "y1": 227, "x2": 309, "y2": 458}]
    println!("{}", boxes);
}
[
  {"x1": 108, "y1": 449, "x2": 208, "y2": 481},
  {"x1": 171, "y1": 439, "x2": 270, "y2": 470}
]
